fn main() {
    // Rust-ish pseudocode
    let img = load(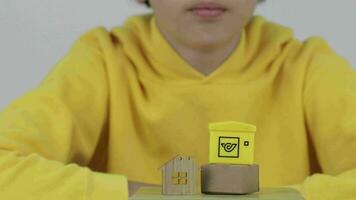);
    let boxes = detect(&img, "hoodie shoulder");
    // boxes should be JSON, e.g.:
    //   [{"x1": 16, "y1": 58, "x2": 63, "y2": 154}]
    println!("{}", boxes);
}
[
  {"x1": 248, "y1": 16, "x2": 340, "y2": 63},
  {"x1": 246, "y1": 15, "x2": 294, "y2": 47}
]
